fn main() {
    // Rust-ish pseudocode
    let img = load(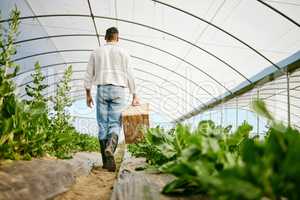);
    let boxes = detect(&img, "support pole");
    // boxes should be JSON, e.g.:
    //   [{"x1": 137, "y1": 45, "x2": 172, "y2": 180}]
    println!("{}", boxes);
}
[
  {"x1": 257, "y1": 89, "x2": 260, "y2": 134},
  {"x1": 287, "y1": 72, "x2": 291, "y2": 126},
  {"x1": 220, "y1": 107, "x2": 223, "y2": 126},
  {"x1": 236, "y1": 98, "x2": 238, "y2": 129},
  {"x1": 225, "y1": 108, "x2": 227, "y2": 127}
]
